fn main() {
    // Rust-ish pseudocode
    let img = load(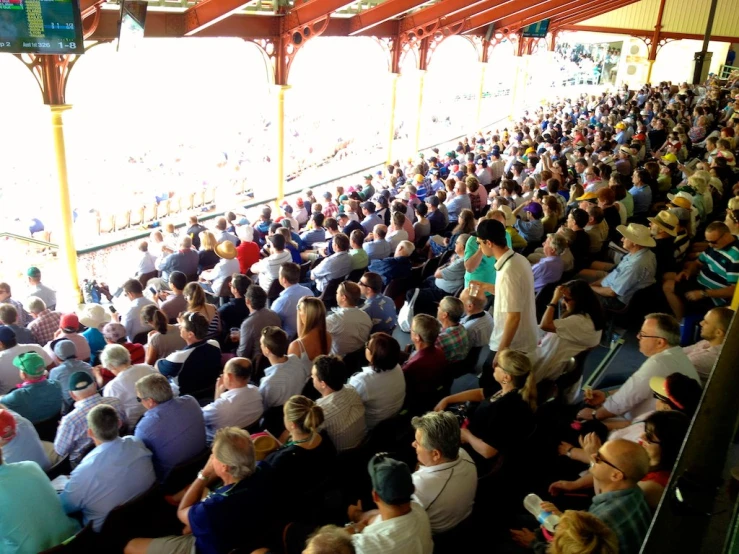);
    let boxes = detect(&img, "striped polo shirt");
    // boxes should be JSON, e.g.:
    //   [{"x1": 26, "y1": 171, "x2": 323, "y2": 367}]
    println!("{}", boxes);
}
[{"x1": 697, "y1": 238, "x2": 739, "y2": 305}]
